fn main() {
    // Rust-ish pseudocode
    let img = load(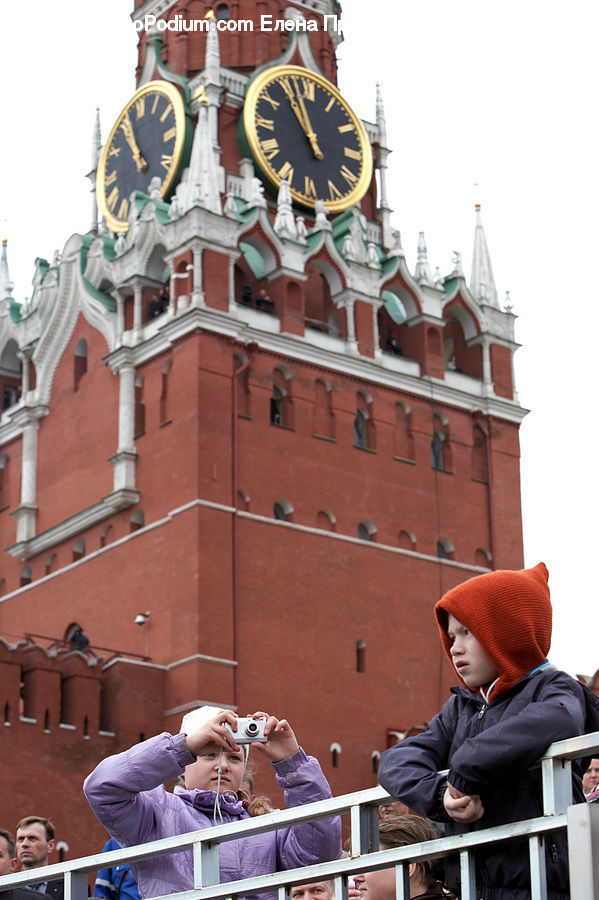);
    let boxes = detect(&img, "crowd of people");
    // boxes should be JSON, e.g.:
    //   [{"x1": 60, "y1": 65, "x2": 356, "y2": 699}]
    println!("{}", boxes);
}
[{"x1": 2, "y1": 563, "x2": 599, "y2": 900}]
